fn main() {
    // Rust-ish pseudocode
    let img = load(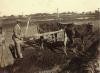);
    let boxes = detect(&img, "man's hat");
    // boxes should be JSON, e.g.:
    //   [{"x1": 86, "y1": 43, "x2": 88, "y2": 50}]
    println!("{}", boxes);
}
[
  {"x1": 0, "y1": 26, "x2": 2, "y2": 29},
  {"x1": 16, "y1": 19, "x2": 21, "y2": 23}
]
